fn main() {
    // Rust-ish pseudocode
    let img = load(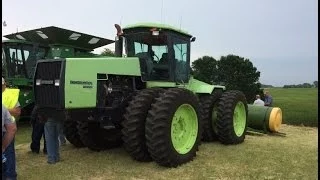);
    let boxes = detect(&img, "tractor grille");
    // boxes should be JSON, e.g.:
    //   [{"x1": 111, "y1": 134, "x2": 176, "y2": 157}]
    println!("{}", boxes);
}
[{"x1": 34, "y1": 60, "x2": 64, "y2": 108}]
